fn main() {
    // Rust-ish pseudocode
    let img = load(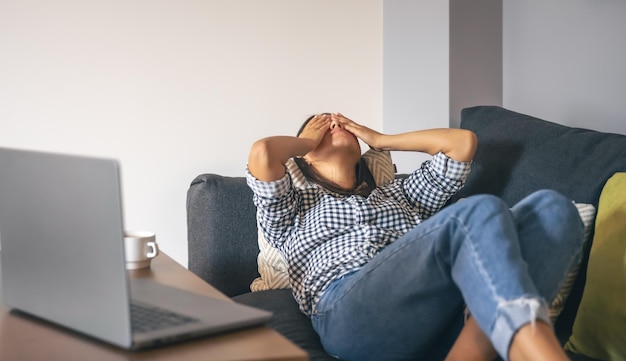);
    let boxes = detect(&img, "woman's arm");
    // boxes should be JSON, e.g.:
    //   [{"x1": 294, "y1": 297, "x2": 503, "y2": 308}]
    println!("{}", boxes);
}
[
  {"x1": 248, "y1": 114, "x2": 330, "y2": 181},
  {"x1": 333, "y1": 113, "x2": 477, "y2": 162}
]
